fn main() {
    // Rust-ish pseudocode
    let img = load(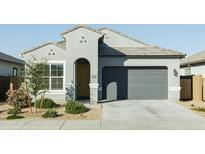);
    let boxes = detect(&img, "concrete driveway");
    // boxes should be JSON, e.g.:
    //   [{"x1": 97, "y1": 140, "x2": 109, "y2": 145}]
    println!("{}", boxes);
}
[{"x1": 101, "y1": 100, "x2": 205, "y2": 129}]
